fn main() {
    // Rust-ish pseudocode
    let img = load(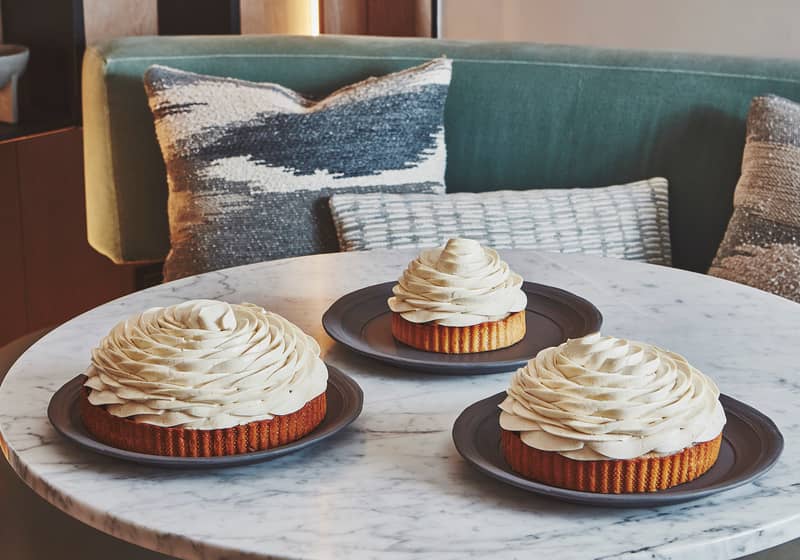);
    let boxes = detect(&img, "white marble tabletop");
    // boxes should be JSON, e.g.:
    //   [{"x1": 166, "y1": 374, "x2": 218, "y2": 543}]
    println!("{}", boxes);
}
[{"x1": 1, "y1": 250, "x2": 799, "y2": 560}]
